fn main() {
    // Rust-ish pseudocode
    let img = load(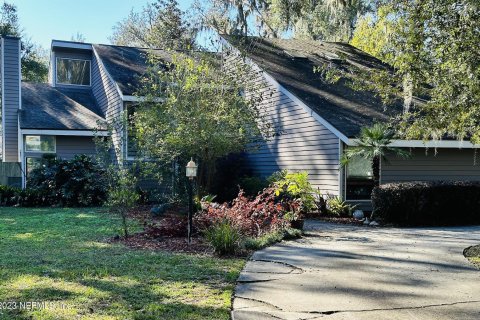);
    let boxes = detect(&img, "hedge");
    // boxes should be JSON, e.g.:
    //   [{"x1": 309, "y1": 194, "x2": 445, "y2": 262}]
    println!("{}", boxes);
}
[{"x1": 372, "y1": 181, "x2": 480, "y2": 226}]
